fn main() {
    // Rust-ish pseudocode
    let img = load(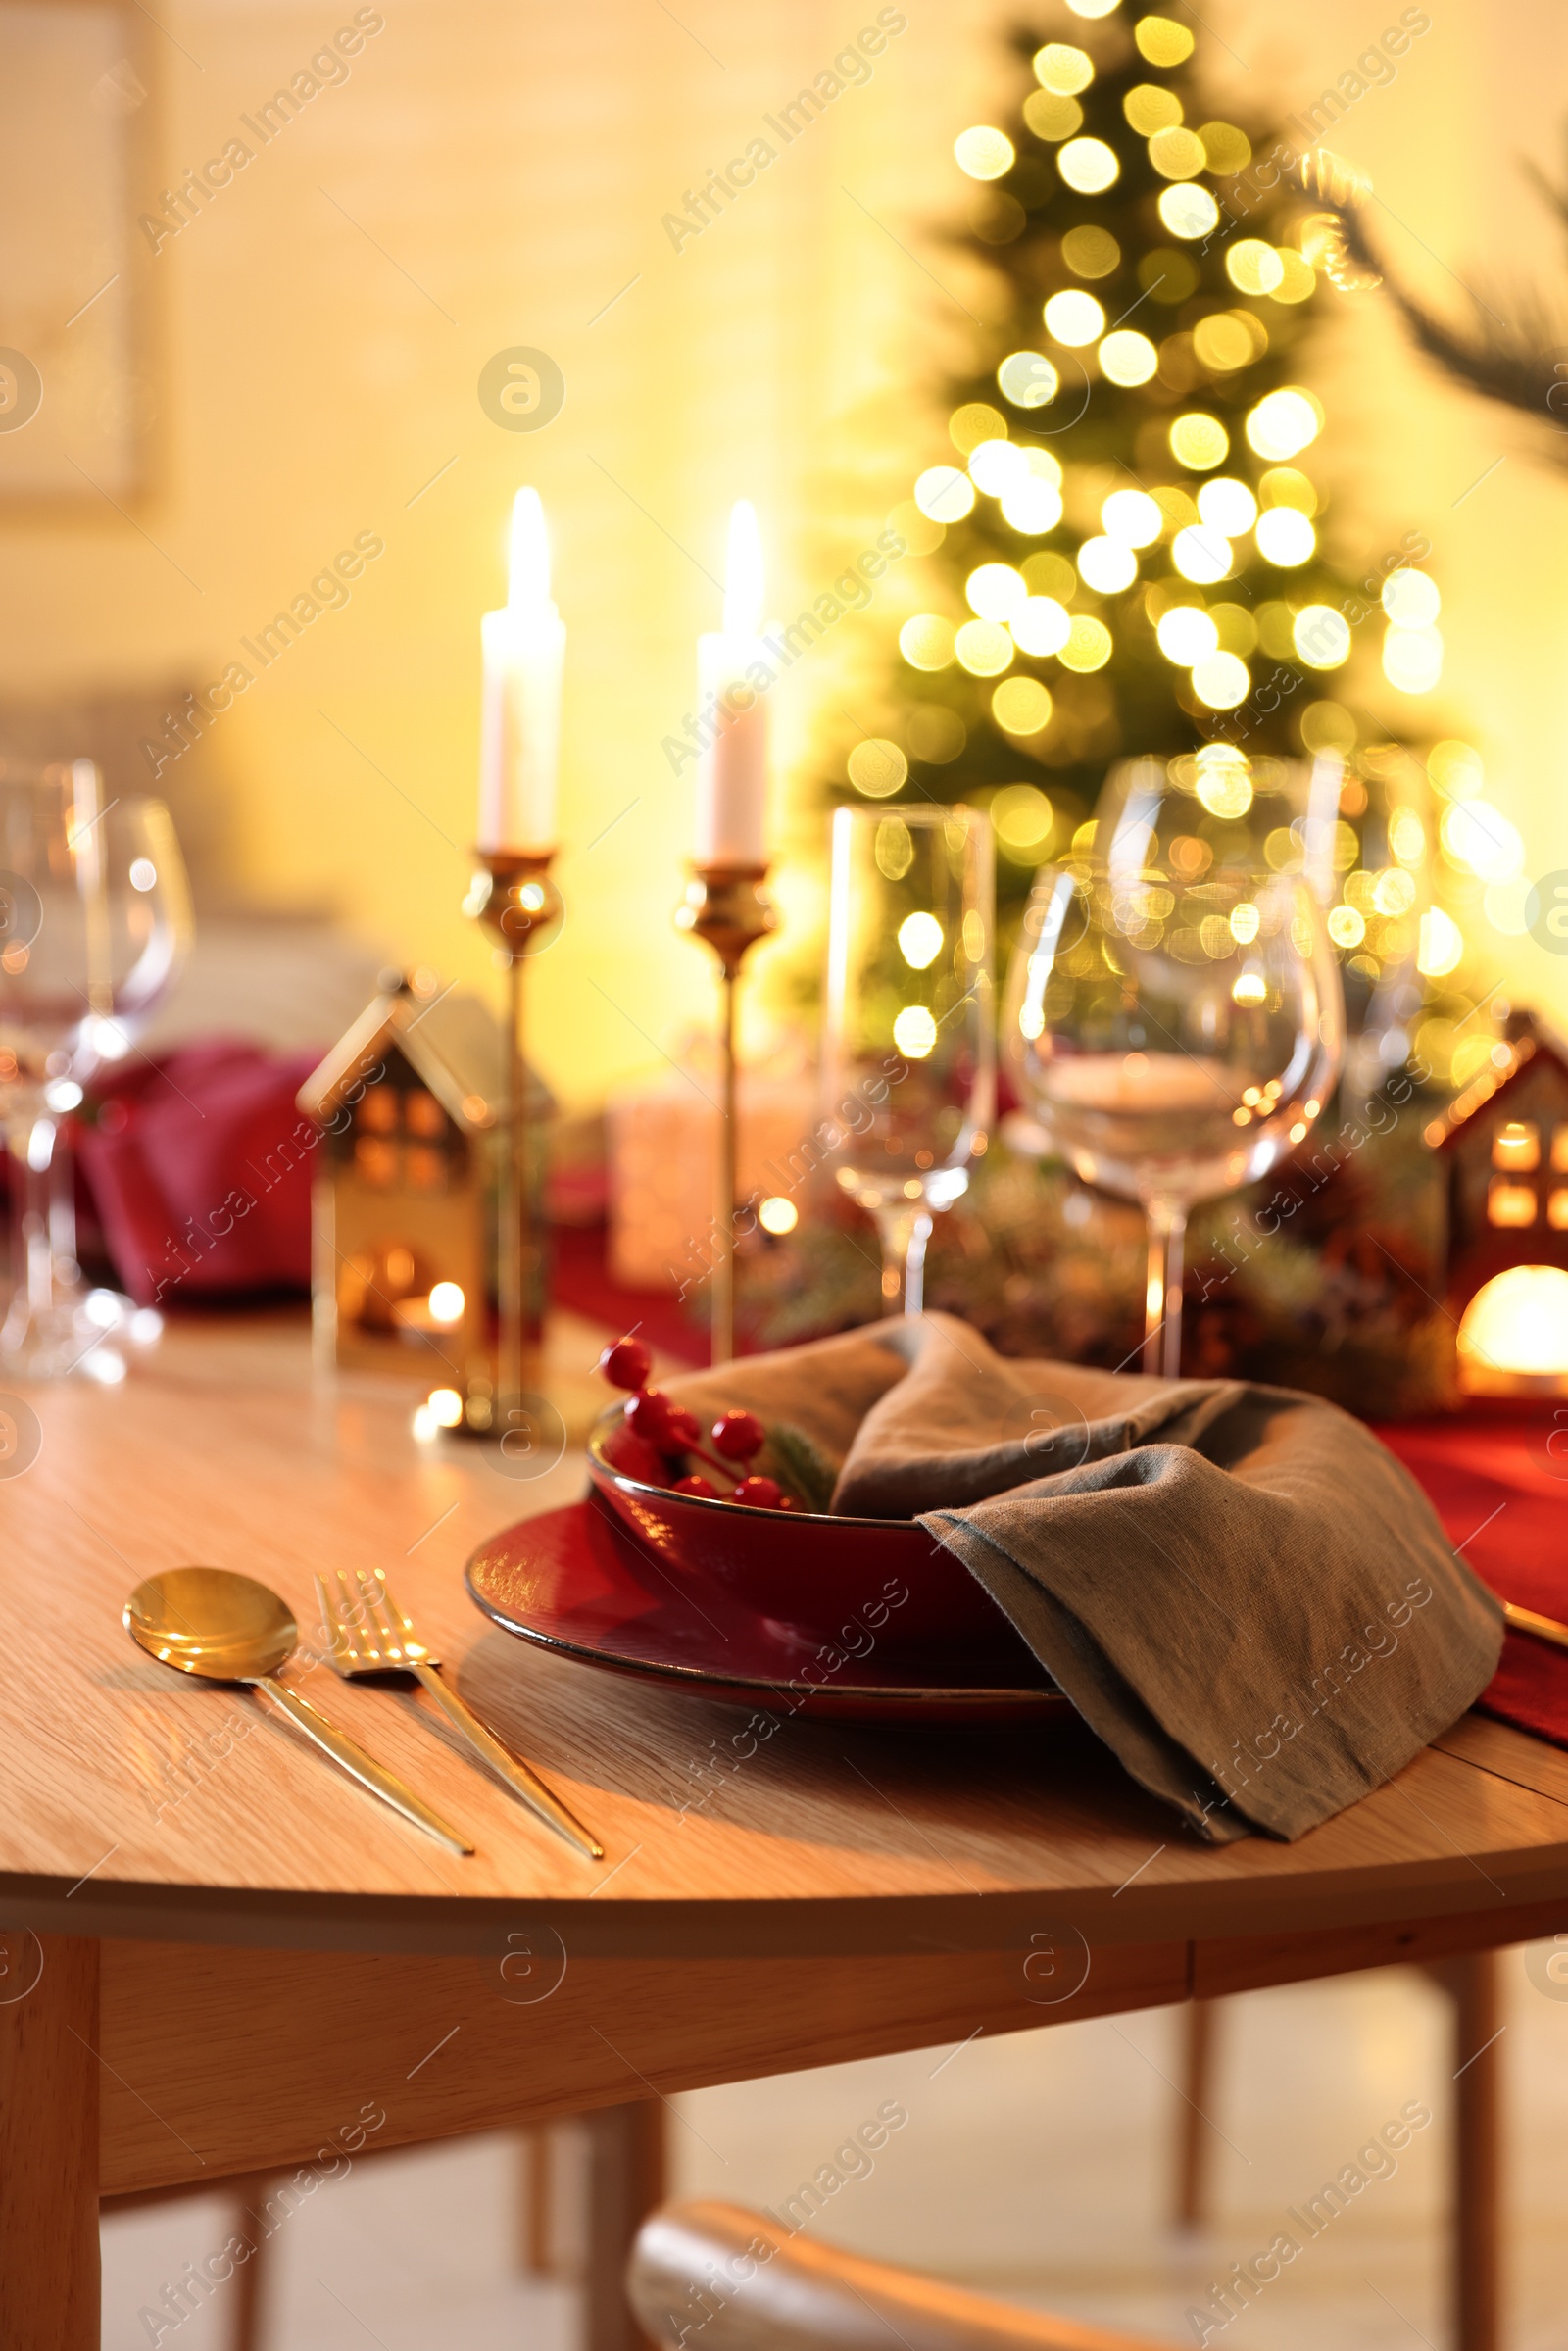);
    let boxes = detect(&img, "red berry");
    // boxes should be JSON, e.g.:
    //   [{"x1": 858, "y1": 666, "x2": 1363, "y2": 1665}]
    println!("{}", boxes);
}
[
  {"x1": 665, "y1": 1405, "x2": 702, "y2": 1448},
  {"x1": 672, "y1": 1474, "x2": 718, "y2": 1498},
  {"x1": 604, "y1": 1427, "x2": 671, "y2": 1487},
  {"x1": 623, "y1": 1389, "x2": 674, "y2": 1445},
  {"x1": 711, "y1": 1408, "x2": 765, "y2": 1462},
  {"x1": 732, "y1": 1475, "x2": 783, "y2": 1510},
  {"x1": 600, "y1": 1337, "x2": 652, "y2": 1391}
]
